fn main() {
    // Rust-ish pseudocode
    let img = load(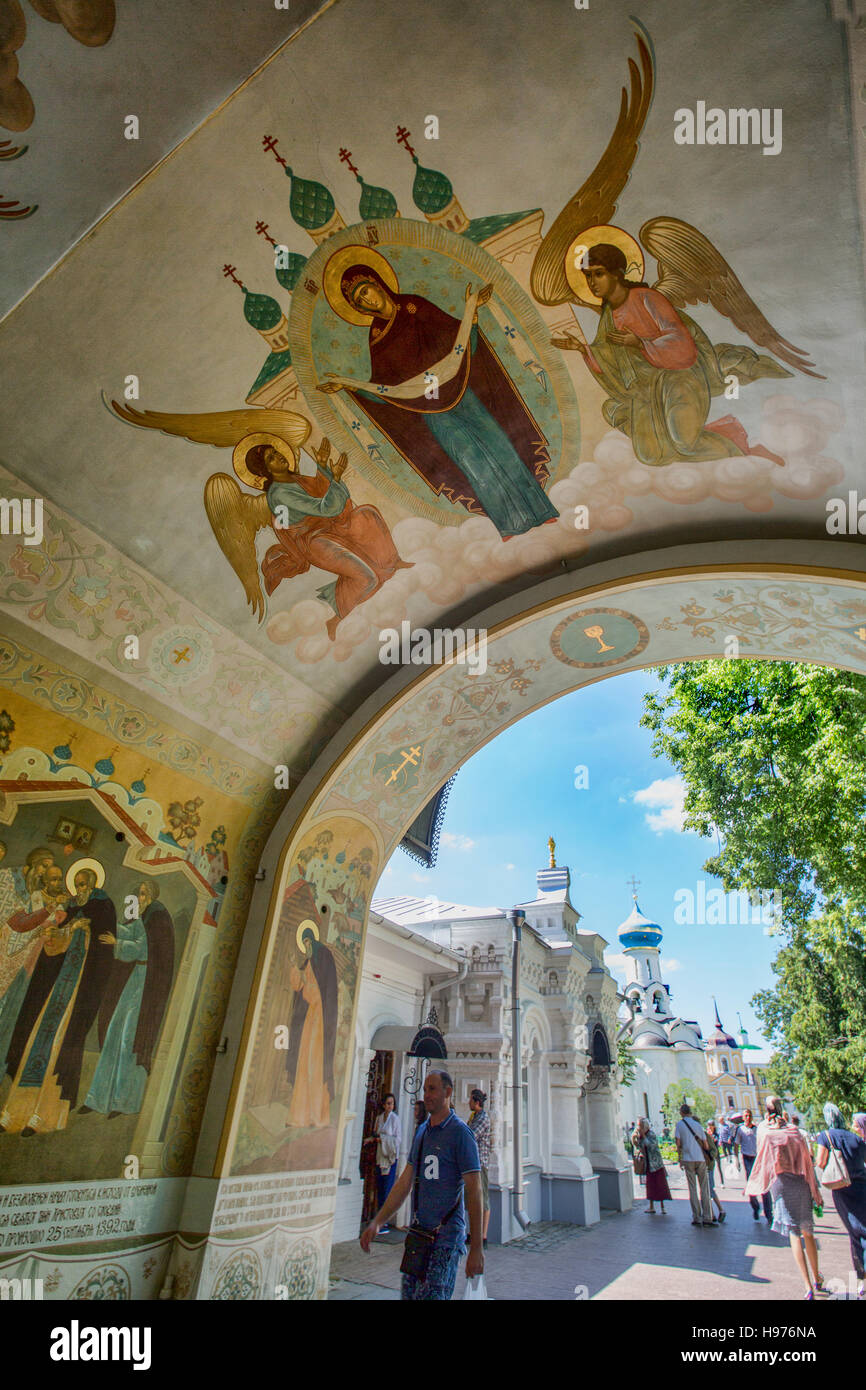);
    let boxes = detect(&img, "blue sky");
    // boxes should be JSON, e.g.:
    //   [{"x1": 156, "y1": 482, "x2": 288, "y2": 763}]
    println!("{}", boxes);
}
[{"x1": 379, "y1": 668, "x2": 778, "y2": 1057}]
